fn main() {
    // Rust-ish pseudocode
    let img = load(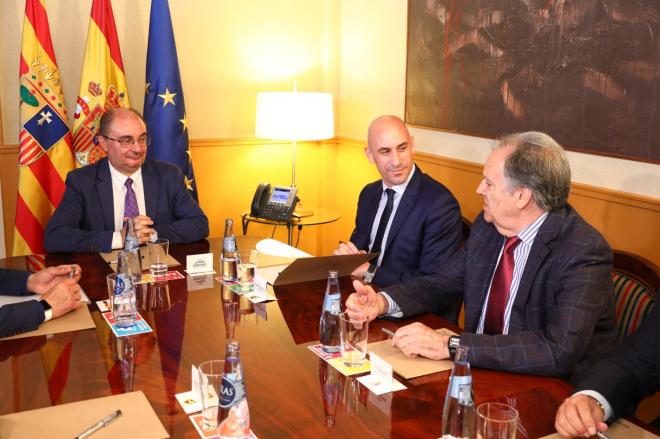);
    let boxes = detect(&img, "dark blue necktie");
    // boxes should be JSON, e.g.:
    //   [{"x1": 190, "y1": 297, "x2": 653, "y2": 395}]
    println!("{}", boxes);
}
[{"x1": 370, "y1": 188, "x2": 395, "y2": 257}]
